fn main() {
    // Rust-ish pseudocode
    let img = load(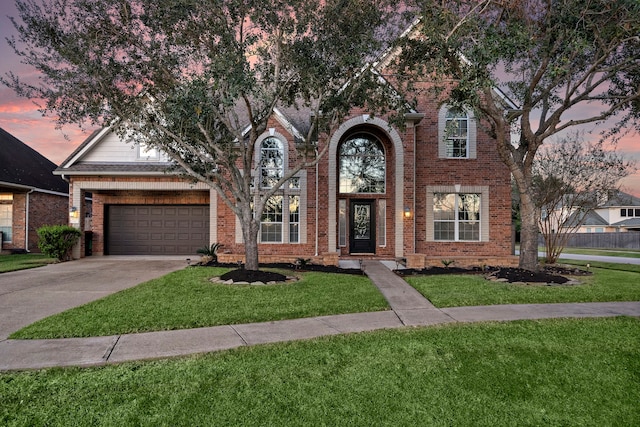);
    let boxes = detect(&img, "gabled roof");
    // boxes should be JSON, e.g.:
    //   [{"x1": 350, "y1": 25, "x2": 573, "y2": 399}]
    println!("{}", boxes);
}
[
  {"x1": 0, "y1": 127, "x2": 69, "y2": 194},
  {"x1": 576, "y1": 211, "x2": 608, "y2": 226},
  {"x1": 600, "y1": 191, "x2": 640, "y2": 208}
]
